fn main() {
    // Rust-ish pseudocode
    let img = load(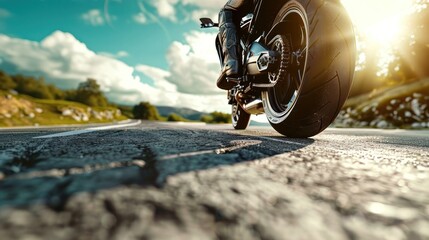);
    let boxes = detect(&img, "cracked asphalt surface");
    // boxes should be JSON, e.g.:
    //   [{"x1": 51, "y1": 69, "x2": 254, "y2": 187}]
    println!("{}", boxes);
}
[{"x1": 0, "y1": 121, "x2": 428, "y2": 240}]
